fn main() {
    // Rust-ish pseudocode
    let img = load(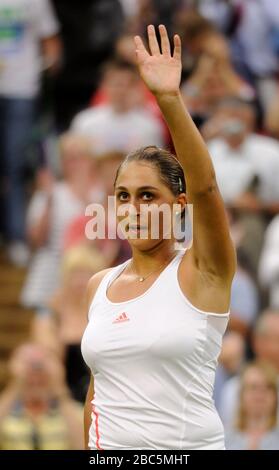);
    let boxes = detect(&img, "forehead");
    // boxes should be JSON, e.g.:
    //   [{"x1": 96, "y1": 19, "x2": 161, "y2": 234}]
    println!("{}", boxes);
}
[{"x1": 116, "y1": 161, "x2": 164, "y2": 188}]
